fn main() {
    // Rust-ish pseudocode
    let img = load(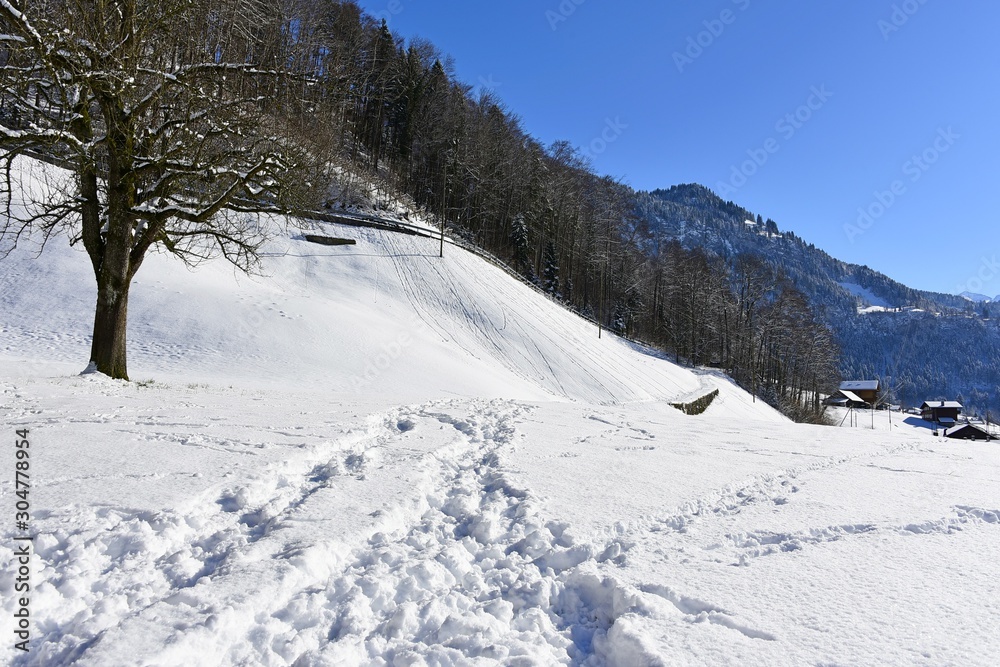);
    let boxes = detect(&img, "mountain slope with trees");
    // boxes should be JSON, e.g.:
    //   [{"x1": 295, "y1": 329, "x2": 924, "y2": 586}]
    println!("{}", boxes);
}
[{"x1": 636, "y1": 185, "x2": 1000, "y2": 416}]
